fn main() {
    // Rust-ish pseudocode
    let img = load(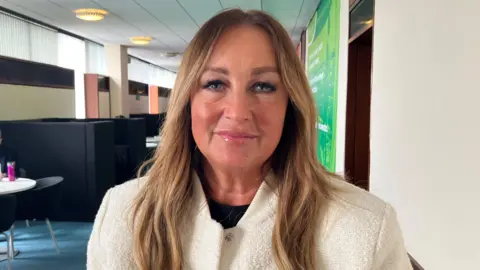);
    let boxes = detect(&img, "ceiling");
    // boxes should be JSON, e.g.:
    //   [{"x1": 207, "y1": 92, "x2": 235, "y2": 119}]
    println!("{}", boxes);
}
[{"x1": 0, "y1": 0, "x2": 320, "y2": 72}]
